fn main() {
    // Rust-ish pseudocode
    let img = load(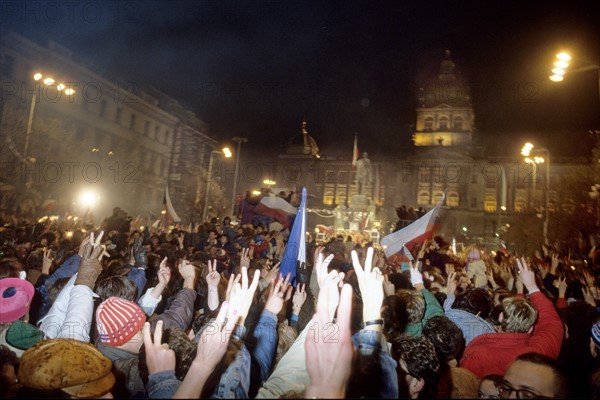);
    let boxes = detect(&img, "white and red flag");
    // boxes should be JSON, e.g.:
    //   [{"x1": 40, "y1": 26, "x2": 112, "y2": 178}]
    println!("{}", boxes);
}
[
  {"x1": 254, "y1": 195, "x2": 297, "y2": 229},
  {"x1": 381, "y1": 193, "x2": 445, "y2": 265}
]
